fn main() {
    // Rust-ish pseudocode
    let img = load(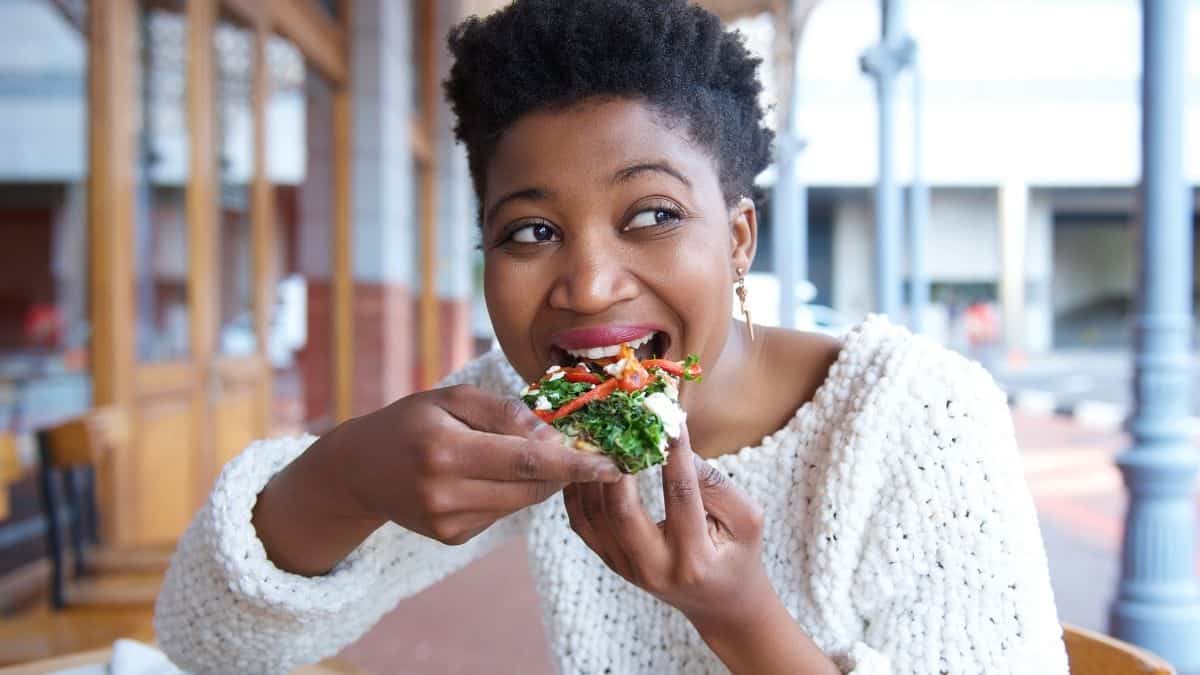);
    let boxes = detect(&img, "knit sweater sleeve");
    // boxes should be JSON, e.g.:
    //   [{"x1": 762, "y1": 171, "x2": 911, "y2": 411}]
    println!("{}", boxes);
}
[
  {"x1": 838, "y1": 349, "x2": 1069, "y2": 674},
  {"x1": 154, "y1": 353, "x2": 531, "y2": 674}
]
